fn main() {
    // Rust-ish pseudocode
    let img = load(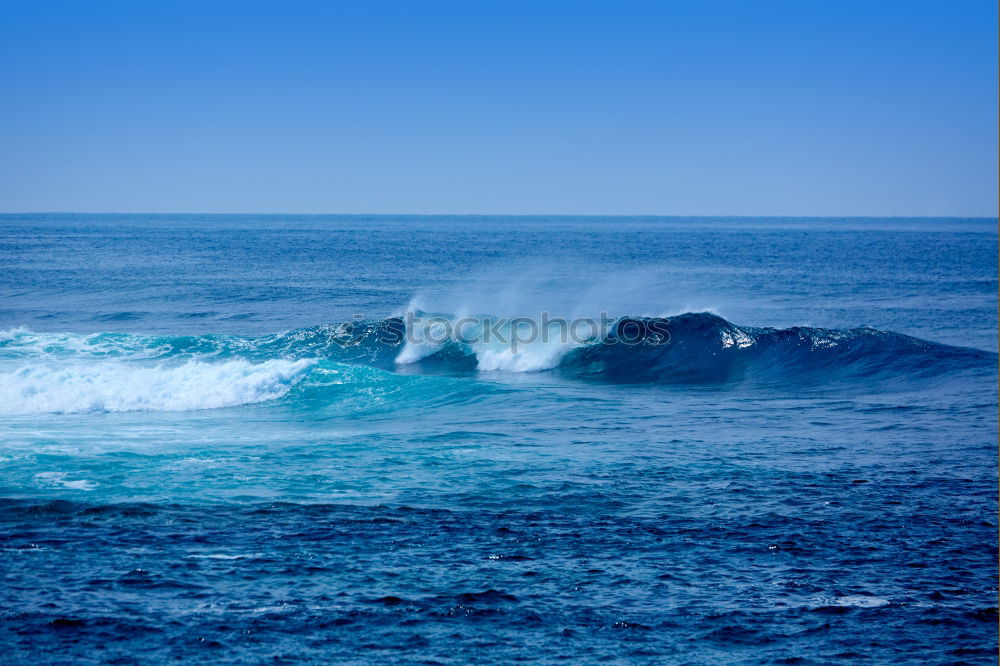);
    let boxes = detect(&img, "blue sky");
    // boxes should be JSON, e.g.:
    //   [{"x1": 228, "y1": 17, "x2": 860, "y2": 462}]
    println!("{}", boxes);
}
[{"x1": 1, "y1": 0, "x2": 996, "y2": 215}]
